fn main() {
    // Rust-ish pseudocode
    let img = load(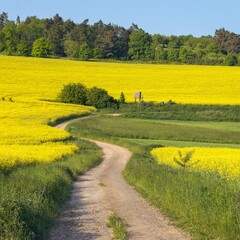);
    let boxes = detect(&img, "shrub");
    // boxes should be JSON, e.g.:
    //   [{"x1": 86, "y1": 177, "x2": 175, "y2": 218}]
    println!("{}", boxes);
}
[
  {"x1": 119, "y1": 92, "x2": 126, "y2": 104},
  {"x1": 58, "y1": 83, "x2": 87, "y2": 105},
  {"x1": 58, "y1": 83, "x2": 118, "y2": 109},
  {"x1": 86, "y1": 86, "x2": 118, "y2": 109}
]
